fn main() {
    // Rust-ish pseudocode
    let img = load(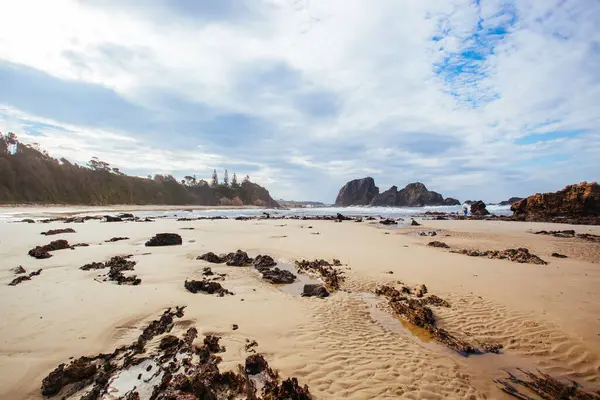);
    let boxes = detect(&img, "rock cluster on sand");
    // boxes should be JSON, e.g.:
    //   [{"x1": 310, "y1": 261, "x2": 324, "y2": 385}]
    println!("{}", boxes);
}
[
  {"x1": 334, "y1": 177, "x2": 379, "y2": 206},
  {"x1": 40, "y1": 307, "x2": 311, "y2": 399},
  {"x1": 197, "y1": 250, "x2": 276, "y2": 268},
  {"x1": 8, "y1": 269, "x2": 42, "y2": 286},
  {"x1": 511, "y1": 182, "x2": 600, "y2": 223},
  {"x1": 534, "y1": 229, "x2": 600, "y2": 243},
  {"x1": 145, "y1": 233, "x2": 183, "y2": 246},
  {"x1": 184, "y1": 279, "x2": 233, "y2": 296},
  {"x1": 80, "y1": 255, "x2": 141, "y2": 285},
  {"x1": 451, "y1": 248, "x2": 547, "y2": 265},
  {"x1": 28, "y1": 239, "x2": 71, "y2": 259}
]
